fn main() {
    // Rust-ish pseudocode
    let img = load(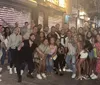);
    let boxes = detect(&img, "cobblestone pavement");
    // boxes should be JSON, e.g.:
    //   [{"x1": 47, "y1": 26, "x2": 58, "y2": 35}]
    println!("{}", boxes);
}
[{"x1": 0, "y1": 66, "x2": 100, "y2": 85}]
